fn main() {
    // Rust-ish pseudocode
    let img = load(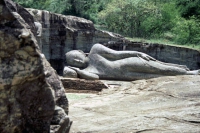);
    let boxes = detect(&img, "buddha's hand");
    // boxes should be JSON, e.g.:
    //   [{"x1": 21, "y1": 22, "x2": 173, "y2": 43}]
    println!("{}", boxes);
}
[
  {"x1": 68, "y1": 66, "x2": 99, "y2": 80},
  {"x1": 139, "y1": 53, "x2": 156, "y2": 61},
  {"x1": 68, "y1": 66, "x2": 80, "y2": 72}
]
